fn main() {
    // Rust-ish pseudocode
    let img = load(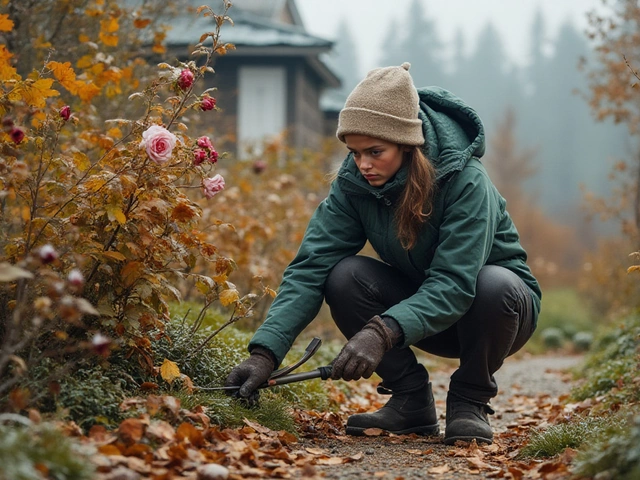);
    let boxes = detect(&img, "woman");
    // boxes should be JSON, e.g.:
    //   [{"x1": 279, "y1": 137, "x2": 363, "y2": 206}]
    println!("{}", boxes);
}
[{"x1": 225, "y1": 63, "x2": 541, "y2": 445}]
